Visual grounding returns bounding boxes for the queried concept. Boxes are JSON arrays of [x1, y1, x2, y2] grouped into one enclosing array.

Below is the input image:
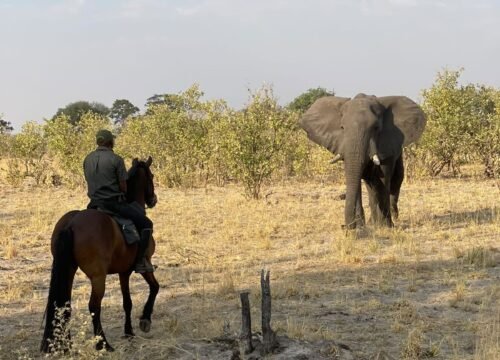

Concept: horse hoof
[[40, 341, 50, 353], [122, 332, 135, 339], [96, 341, 114, 352], [139, 319, 151, 333]]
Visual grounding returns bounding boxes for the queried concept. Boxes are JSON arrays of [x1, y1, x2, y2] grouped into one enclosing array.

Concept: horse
[[40, 157, 160, 353]]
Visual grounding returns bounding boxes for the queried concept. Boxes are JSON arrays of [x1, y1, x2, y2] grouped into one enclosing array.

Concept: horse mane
[[127, 159, 148, 179]]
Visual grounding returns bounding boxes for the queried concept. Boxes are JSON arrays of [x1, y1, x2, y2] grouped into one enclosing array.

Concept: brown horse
[[41, 157, 159, 353]]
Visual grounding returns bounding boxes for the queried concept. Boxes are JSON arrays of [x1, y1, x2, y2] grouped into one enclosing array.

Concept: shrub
[[226, 86, 297, 199], [45, 112, 111, 185], [420, 69, 497, 177], [118, 85, 230, 187], [7, 121, 49, 185]]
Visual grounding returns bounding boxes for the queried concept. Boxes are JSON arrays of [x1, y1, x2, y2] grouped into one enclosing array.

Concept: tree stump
[[261, 270, 279, 354], [239, 291, 253, 354]]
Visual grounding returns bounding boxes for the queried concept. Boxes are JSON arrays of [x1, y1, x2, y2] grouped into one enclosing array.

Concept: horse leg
[[89, 275, 114, 351], [119, 272, 135, 337], [139, 272, 159, 333]]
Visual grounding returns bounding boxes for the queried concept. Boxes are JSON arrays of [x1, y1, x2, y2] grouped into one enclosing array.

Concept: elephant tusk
[[372, 154, 380, 165], [330, 154, 343, 164]]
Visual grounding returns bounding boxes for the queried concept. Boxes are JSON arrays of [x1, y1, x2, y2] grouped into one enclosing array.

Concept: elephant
[[299, 93, 426, 229]]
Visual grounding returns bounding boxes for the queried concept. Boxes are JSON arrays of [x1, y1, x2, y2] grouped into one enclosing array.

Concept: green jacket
[[83, 146, 128, 201]]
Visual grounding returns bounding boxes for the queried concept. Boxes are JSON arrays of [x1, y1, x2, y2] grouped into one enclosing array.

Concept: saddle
[[95, 208, 140, 245]]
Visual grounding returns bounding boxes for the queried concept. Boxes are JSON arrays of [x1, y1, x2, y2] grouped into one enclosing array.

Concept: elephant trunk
[[343, 136, 369, 229]]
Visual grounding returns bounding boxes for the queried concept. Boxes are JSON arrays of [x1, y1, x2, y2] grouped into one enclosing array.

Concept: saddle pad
[[113, 216, 140, 245], [95, 207, 141, 245]]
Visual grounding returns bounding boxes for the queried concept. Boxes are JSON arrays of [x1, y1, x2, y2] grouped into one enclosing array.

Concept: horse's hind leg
[[139, 272, 160, 333], [89, 275, 114, 351], [119, 272, 134, 337]]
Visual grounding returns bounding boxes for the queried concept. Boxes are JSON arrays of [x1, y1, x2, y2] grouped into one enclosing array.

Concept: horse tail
[[40, 227, 75, 353]]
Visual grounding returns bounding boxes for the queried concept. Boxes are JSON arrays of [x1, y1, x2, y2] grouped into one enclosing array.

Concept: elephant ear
[[378, 96, 426, 146], [375, 96, 426, 159], [298, 96, 350, 154]]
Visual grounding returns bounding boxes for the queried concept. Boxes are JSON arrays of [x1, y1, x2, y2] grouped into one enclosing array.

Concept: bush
[[420, 69, 498, 177], [118, 85, 231, 187], [7, 122, 49, 185], [45, 112, 111, 185], [226, 86, 297, 199]]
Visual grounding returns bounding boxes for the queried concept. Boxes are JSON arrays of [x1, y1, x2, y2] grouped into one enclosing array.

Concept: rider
[[83, 129, 154, 273]]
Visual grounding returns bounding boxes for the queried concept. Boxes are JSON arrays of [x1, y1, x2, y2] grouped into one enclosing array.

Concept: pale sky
[[1, 0, 499, 130]]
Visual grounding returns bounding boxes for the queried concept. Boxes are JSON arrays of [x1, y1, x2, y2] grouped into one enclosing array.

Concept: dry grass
[[0, 177, 498, 359]]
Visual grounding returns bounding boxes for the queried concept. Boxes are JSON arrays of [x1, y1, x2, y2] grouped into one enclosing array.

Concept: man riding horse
[[83, 129, 154, 273]]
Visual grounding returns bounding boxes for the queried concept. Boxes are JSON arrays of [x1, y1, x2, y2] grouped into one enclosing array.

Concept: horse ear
[[132, 158, 139, 166], [146, 156, 152, 167]]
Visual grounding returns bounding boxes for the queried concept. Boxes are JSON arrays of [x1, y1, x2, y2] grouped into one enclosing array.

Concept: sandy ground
[[0, 178, 498, 359]]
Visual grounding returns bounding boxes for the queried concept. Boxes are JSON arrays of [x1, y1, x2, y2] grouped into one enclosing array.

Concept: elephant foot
[[140, 318, 151, 333], [355, 227, 369, 238]]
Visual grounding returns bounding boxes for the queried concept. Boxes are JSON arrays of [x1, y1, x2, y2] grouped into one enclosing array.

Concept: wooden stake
[[261, 270, 278, 353], [239, 291, 253, 354]]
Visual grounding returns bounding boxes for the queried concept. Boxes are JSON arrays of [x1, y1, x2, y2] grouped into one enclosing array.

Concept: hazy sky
[[1, 0, 499, 130]]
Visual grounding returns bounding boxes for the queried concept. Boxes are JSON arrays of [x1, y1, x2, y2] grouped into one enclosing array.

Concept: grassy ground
[[0, 177, 498, 359]]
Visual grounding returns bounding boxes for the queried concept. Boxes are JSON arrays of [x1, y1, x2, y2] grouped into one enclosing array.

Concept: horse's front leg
[[119, 272, 134, 337], [139, 272, 159, 333]]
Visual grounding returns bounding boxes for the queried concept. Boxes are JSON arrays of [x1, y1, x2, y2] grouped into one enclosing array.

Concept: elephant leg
[[390, 155, 404, 220], [355, 188, 365, 228], [365, 175, 392, 227]]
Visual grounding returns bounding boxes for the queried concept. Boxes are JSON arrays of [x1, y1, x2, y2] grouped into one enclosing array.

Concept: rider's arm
[[116, 156, 128, 195], [119, 180, 127, 194]]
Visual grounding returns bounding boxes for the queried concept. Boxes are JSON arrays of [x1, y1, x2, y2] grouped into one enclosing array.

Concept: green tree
[[227, 86, 298, 199], [474, 88, 500, 179], [53, 101, 110, 125], [8, 122, 48, 185], [120, 85, 219, 187], [288, 87, 335, 114], [420, 69, 496, 176], [45, 112, 111, 184], [110, 99, 140, 125], [0, 115, 14, 134], [0, 114, 14, 157], [145, 92, 201, 114]]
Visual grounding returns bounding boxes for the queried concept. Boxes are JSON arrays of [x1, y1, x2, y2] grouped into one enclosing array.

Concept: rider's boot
[[134, 228, 154, 273]]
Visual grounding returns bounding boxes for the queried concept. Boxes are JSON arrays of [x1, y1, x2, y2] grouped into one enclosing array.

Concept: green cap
[[96, 129, 115, 145]]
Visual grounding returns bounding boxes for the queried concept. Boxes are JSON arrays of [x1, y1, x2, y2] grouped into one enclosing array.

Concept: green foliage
[[0, 115, 14, 157], [474, 90, 500, 179], [420, 69, 498, 176], [8, 122, 48, 185], [288, 87, 334, 114], [7, 76, 498, 191], [119, 85, 227, 187], [145, 93, 198, 115], [110, 99, 140, 125], [53, 101, 110, 125], [0, 133, 13, 158], [226, 86, 298, 199], [45, 112, 111, 185]]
